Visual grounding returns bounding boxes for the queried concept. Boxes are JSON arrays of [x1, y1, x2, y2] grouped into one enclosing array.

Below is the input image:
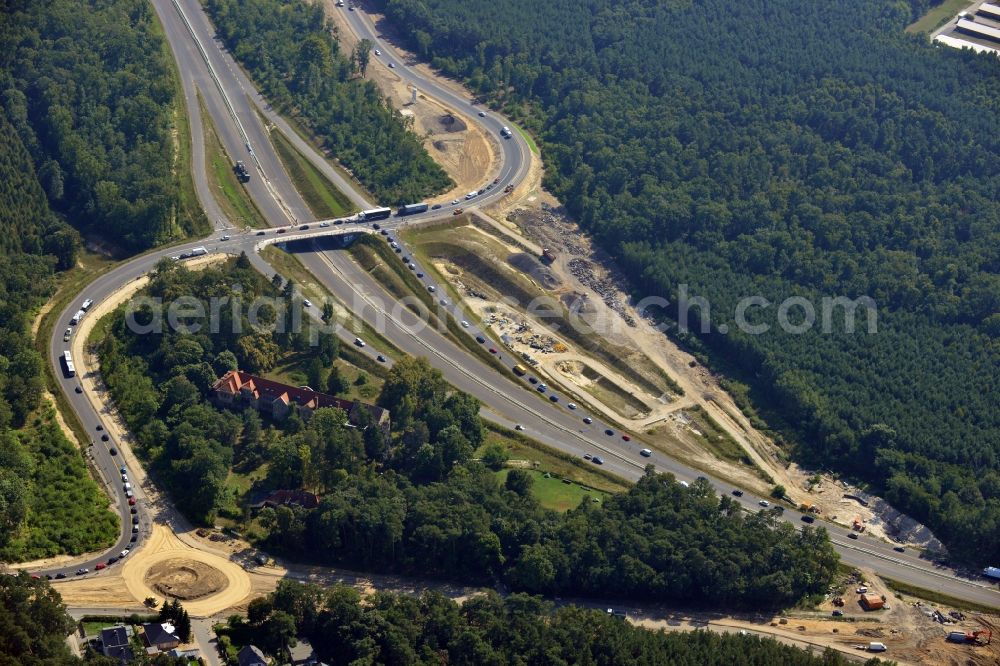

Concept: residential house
[[99, 625, 133, 662], [211, 370, 390, 437], [141, 622, 181, 652], [238, 644, 269, 666]]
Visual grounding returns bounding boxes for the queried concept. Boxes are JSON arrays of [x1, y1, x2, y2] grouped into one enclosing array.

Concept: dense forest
[[0, 106, 116, 562], [1, 0, 202, 249], [204, 0, 452, 204], [226, 580, 889, 666], [371, 0, 1000, 563], [101, 261, 838, 608]]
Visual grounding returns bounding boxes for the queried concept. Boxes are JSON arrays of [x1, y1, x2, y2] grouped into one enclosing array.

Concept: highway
[[32, 0, 1000, 612]]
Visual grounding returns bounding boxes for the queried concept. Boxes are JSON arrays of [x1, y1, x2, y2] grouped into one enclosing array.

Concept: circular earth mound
[[144, 558, 228, 600]]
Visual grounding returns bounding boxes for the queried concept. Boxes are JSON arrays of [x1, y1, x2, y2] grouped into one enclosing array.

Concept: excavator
[[947, 629, 992, 645]]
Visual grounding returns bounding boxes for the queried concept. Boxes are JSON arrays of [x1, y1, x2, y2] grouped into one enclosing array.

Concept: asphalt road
[[33, 0, 1000, 612]]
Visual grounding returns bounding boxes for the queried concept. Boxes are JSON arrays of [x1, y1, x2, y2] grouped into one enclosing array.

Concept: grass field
[[497, 468, 608, 511], [512, 122, 539, 155], [481, 425, 629, 494], [266, 352, 383, 402], [270, 127, 355, 219], [155, 7, 209, 239], [883, 576, 1000, 614], [906, 0, 970, 33], [261, 244, 399, 365], [200, 96, 268, 229]]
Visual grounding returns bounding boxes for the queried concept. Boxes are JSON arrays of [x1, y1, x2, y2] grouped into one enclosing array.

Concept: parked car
[[95, 563, 106, 570], [832, 610, 844, 617], [128, 497, 136, 506], [75, 568, 88, 575], [120, 549, 130, 558]]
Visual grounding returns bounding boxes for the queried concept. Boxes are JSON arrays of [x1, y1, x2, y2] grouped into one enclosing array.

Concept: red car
[[622, 435, 631, 442], [128, 497, 136, 506], [489, 348, 497, 354], [94, 563, 106, 570]]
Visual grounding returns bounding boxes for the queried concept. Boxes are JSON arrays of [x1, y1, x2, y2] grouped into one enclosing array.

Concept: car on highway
[[528, 377, 538, 384], [75, 568, 88, 575], [320, 221, 330, 227], [387, 62, 395, 68], [640, 448, 652, 457], [475, 336, 486, 344], [55, 573, 66, 579], [622, 434, 631, 441], [373, 223, 381, 230], [604, 429, 614, 436], [277, 227, 286, 233], [478, 111, 486, 117], [132, 515, 139, 524], [439, 298, 448, 306], [121, 473, 128, 482], [759, 500, 770, 507], [376, 354, 386, 363], [75, 386, 82, 393], [221, 235, 230, 241], [96, 424, 103, 431], [567, 402, 576, 409], [132, 525, 139, 533], [121, 549, 130, 558], [300, 224, 310, 230], [549, 395, 559, 402], [130, 507, 137, 514], [431, 204, 441, 210], [334, 219, 343, 224], [732, 489, 743, 496], [130, 534, 137, 542], [354, 338, 366, 347], [893, 546, 905, 553], [302, 299, 312, 308], [583, 416, 593, 424], [101, 434, 109, 442], [416, 272, 424, 278], [461, 320, 470, 328], [120, 466, 127, 474], [801, 515, 815, 523], [128, 497, 136, 505], [256, 230, 265, 235], [408, 263, 416, 270], [95, 563, 106, 570], [515, 424, 524, 431], [428, 285, 436, 292], [451, 199, 460, 205], [374, 49, 381, 56], [63, 327, 72, 341], [583, 453, 592, 460], [489, 347, 497, 354], [107, 556, 118, 564], [380, 229, 388, 235], [592, 456, 604, 465], [848, 532, 859, 540]]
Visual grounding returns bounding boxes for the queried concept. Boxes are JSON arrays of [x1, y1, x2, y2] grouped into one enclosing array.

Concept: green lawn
[[480, 426, 628, 495], [266, 353, 383, 402], [513, 122, 539, 155], [497, 468, 608, 511], [906, 0, 971, 33], [270, 127, 355, 219], [200, 95, 268, 229]]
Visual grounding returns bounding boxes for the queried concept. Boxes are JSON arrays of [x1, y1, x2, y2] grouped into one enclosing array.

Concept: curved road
[[34, 0, 1000, 612]]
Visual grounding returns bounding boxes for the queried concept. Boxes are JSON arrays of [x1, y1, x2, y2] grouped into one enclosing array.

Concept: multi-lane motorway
[[35, 0, 1000, 610]]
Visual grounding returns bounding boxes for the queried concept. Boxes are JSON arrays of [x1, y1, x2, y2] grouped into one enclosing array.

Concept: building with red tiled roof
[[211, 370, 389, 436]]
